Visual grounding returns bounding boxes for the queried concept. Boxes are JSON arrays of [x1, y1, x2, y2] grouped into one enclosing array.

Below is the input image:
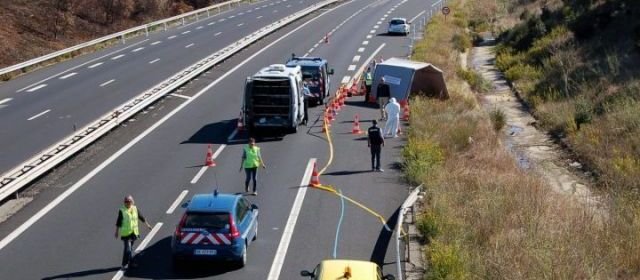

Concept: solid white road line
[[185, 43, 195, 48], [267, 158, 316, 280], [111, 54, 125, 60], [212, 144, 225, 158], [357, 47, 365, 52], [88, 62, 103, 68], [362, 41, 369, 45], [111, 270, 124, 280], [28, 109, 51, 121], [168, 35, 177, 39], [341, 76, 351, 84], [26, 84, 47, 92], [347, 65, 356, 71], [132, 47, 144, 52], [100, 79, 115, 87], [169, 93, 191, 100], [134, 222, 163, 253], [151, 41, 162, 45], [182, 30, 191, 34], [149, 58, 160, 64], [410, 10, 426, 23], [0, 98, 12, 105], [352, 55, 361, 62], [17, 39, 149, 93], [0, 0, 345, 254], [214, 32, 222, 36], [166, 190, 189, 214], [59, 72, 77, 79], [237, 23, 244, 27]]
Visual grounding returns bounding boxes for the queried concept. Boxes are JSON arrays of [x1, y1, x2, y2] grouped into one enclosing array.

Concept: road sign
[[442, 6, 450, 15]]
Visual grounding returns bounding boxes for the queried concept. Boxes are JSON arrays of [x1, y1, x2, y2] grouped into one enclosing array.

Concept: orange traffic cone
[[339, 93, 345, 107], [352, 114, 362, 134], [350, 83, 358, 96], [360, 83, 367, 96], [237, 111, 244, 131], [205, 144, 216, 167], [333, 100, 340, 113], [326, 106, 334, 122], [309, 162, 321, 187]]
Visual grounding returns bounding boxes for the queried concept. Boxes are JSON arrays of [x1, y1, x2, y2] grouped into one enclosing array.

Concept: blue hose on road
[[332, 189, 345, 259]]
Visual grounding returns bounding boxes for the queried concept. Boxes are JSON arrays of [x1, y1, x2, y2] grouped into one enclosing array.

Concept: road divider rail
[[0, 0, 338, 202], [0, 0, 247, 77], [395, 184, 423, 280]]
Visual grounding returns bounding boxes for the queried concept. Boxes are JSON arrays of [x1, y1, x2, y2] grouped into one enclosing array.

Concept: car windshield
[[389, 20, 405, 25], [302, 66, 322, 93], [183, 212, 230, 231]]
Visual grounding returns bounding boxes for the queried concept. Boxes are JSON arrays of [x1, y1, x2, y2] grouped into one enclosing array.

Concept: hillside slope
[[0, 0, 224, 68]]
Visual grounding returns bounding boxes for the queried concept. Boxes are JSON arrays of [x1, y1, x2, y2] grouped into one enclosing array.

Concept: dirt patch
[[470, 41, 603, 212]]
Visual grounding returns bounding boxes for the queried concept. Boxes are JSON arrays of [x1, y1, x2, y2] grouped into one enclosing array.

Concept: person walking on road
[[376, 77, 391, 120], [368, 120, 385, 172], [364, 67, 373, 103], [115, 195, 152, 270], [240, 137, 266, 195], [384, 97, 401, 138]]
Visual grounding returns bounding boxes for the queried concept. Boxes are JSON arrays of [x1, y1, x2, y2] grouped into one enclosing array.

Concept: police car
[[171, 191, 258, 267], [301, 259, 395, 280], [286, 56, 334, 105]]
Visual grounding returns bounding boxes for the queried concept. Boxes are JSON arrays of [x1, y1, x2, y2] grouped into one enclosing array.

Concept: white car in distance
[[387, 18, 410, 35]]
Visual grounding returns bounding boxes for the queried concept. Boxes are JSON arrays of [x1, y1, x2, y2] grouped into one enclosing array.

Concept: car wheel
[[236, 243, 247, 267], [253, 223, 258, 241]]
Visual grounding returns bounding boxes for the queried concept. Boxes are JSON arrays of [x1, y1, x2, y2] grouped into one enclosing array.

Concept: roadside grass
[[407, 0, 640, 278]]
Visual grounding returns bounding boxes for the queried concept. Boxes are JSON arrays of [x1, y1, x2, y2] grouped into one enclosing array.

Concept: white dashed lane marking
[[151, 41, 161, 45], [370, 29, 376, 34], [0, 98, 12, 105], [347, 65, 356, 71], [59, 72, 77, 79], [28, 109, 50, 121], [132, 47, 144, 52], [257, 16, 263, 19], [111, 54, 125, 60], [185, 43, 195, 48], [341, 76, 351, 84], [182, 30, 191, 34], [366, 35, 372, 39], [100, 79, 115, 87], [362, 41, 369, 45], [88, 62, 103, 68], [168, 35, 177, 39], [134, 223, 163, 253], [149, 58, 160, 64], [208, 22, 215, 26], [214, 32, 222, 36], [27, 84, 47, 92], [166, 191, 188, 215], [374, 25, 379, 28], [352, 55, 361, 62], [196, 26, 203, 30], [357, 47, 365, 52], [238, 23, 244, 27], [219, 18, 225, 22]]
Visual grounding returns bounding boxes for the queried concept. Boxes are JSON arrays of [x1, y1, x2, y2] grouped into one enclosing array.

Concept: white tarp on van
[[371, 57, 448, 102]]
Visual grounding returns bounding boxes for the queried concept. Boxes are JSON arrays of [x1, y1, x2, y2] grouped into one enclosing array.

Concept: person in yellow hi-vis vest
[[240, 137, 266, 195], [115, 195, 151, 270], [364, 67, 373, 103]]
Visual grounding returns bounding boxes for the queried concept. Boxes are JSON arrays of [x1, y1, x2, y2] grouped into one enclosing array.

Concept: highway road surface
[[0, 0, 434, 278]]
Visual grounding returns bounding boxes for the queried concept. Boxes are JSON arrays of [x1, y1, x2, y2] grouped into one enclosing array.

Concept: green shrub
[[402, 139, 444, 185], [504, 63, 541, 82], [417, 212, 439, 241], [574, 98, 593, 130], [490, 108, 507, 132], [457, 68, 491, 93], [451, 33, 472, 52], [426, 241, 468, 280]]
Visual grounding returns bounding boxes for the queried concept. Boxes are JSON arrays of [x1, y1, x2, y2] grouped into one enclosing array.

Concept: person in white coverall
[[384, 97, 401, 138]]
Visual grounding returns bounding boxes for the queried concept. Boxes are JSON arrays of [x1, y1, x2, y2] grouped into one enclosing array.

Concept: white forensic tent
[[370, 57, 448, 102]]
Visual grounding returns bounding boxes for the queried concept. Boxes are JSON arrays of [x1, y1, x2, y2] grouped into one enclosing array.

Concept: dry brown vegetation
[[406, 0, 640, 278], [0, 0, 226, 68]]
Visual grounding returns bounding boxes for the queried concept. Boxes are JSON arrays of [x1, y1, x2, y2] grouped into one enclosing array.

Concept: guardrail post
[[121, 35, 126, 44], [164, 22, 167, 31], [207, 9, 210, 17], [182, 18, 185, 26], [196, 12, 199, 21], [145, 26, 149, 37]]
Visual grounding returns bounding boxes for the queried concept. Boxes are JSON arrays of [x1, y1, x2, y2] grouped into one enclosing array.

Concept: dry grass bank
[[406, 0, 640, 279]]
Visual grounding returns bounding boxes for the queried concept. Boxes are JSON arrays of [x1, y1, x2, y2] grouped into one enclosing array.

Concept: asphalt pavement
[[0, 0, 434, 278]]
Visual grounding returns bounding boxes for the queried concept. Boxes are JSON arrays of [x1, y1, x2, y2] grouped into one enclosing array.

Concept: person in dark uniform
[[376, 77, 391, 120], [367, 120, 385, 172]]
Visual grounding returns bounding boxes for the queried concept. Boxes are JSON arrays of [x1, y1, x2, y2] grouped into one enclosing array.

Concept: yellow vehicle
[[300, 259, 395, 280]]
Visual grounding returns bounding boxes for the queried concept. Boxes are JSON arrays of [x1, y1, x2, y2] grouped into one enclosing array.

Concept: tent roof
[[378, 57, 443, 73]]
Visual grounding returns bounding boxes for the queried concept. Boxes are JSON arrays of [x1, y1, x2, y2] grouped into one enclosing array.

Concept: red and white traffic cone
[[309, 162, 321, 187], [205, 144, 216, 167], [352, 114, 362, 134]]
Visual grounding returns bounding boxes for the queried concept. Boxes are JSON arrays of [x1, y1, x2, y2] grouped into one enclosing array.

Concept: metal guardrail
[[0, 0, 338, 202], [0, 0, 247, 77], [395, 184, 423, 280]]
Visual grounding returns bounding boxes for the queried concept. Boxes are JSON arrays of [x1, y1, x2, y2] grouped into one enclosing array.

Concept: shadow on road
[[123, 237, 239, 279], [370, 207, 400, 266], [345, 100, 377, 109], [42, 267, 120, 279], [181, 119, 234, 145], [324, 170, 372, 176]]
